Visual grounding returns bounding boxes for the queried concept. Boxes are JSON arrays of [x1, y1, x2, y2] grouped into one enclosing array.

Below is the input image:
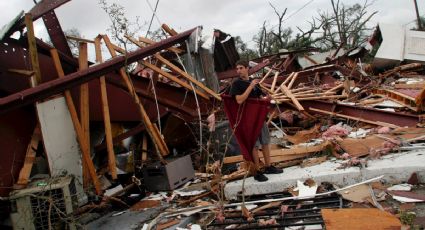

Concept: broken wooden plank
[[7, 69, 35, 77], [223, 141, 330, 164], [309, 107, 400, 129], [127, 35, 220, 101], [50, 49, 102, 194], [138, 36, 183, 54], [161, 24, 178, 36], [280, 85, 304, 111], [79, 42, 91, 189], [66, 35, 95, 44], [394, 83, 425, 89], [321, 208, 401, 230], [277, 95, 347, 102], [102, 35, 169, 161], [142, 60, 210, 100], [270, 71, 279, 92], [95, 36, 117, 180], [14, 124, 41, 188], [24, 13, 42, 85], [287, 72, 299, 89], [259, 67, 274, 84]]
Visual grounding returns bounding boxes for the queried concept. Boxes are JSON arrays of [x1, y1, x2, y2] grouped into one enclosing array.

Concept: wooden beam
[[102, 35, 169, 162], [280, 85, 304, 111], [126, 36, 218, 100], [50, 49, 102, 194], [270, 71, 279, 93], [309, 107, 400, 128], [142, 134, 148, 162], [138, 36, 183, 54], [161, 24, 178, 36], [78, 42, 91, 188], [66, 35, 95, 44], [24, 13, 42, 85], [14, 124, 41, 188], [287, 72, 299, 89], [7, 69, 35, 77], [259, 67, 274, 84], [223, 141, 330, 164], [276, 95, 347, 102], [142, 61, 210, 100], [154, 54, 221, 100], [95, 36, 117, 179]]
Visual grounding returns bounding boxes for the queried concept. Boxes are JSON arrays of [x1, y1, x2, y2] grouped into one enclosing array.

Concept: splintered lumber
[[394, 83, 425, 89], [274, 72, 294, 94], [142, 61, 210, 100], [270, 71, 279, 92], [276, 95, 347, 102], [161, 24, 178, 36], [321, 209, 401, 230], [280, 85, 304, 111], [259, 67, 274, 84], [309, 107, 400, 129], [24, 13, 41, 86], [287, 72, 299, 89], [50, 49, 102, 194], [66, 35, 95, 44], [126, 35, 220, 101], [325, 83, 344, 93], [223, 141, 330, 164], [14, 124, 41, 188], [79, 42, 91, 188], [102, 35, 169, 161], [154, 54, 221, 101], [138, 36, 183, 54], [94, 36, 117, 179], [7, 69, 35, 77]]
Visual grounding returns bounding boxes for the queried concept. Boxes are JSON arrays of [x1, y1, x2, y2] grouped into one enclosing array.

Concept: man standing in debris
[[229, 60, 283, 181]]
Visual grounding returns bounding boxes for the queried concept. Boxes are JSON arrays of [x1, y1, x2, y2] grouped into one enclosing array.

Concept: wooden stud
[[78, 42, 91, 188], [24, 13, 42, 85], [50, 49, 102, 194], [94, 36, 117, 179]]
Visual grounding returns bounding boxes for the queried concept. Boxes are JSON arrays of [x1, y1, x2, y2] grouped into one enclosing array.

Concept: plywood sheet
[[322, 208, 401, 230]]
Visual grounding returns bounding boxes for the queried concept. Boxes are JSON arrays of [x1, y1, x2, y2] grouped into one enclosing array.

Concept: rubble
[[1, 1, 425, 229]]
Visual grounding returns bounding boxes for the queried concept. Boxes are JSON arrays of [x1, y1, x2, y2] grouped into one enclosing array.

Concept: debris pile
[[0, 1, 425, 230]]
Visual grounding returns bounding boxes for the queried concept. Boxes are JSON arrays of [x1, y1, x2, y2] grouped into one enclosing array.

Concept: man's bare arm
[[235, 79, 259, 104]]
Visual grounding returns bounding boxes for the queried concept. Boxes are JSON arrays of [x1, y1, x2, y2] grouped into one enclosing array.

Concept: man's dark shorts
[[255, 123, 270, 148]]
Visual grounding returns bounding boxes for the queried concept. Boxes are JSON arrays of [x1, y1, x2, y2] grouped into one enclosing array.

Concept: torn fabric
[[222, 95, 270, 162]]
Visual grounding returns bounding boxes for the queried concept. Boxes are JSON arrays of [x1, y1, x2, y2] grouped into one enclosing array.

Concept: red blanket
[[222, 95, 270, 162]]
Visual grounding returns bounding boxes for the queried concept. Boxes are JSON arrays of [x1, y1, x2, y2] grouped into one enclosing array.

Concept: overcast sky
[[1, 0, 423, 49]]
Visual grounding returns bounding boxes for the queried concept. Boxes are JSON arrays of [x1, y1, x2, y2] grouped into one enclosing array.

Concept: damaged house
[[0, 0, 425, 229]]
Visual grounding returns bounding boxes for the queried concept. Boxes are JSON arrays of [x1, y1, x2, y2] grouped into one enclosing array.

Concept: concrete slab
[[224, 150, 425, 200]]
